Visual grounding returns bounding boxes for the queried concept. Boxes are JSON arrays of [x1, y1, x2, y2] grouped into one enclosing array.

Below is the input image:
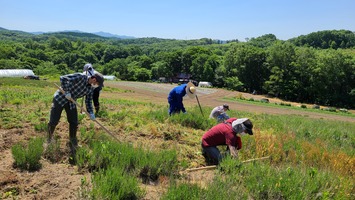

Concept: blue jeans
[[217, 113, 230, 123], [202, 144, 222, 165]]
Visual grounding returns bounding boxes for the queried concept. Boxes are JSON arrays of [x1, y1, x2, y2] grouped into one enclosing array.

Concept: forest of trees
[[0, 28, 354, 109]]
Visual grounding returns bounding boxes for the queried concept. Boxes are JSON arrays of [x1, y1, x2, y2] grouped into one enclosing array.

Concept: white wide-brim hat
[[185, 82, 197, 98], [232, 118, 253, 135]]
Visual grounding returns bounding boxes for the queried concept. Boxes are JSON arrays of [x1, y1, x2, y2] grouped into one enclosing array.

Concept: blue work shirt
[[167, 84, 187, 114]]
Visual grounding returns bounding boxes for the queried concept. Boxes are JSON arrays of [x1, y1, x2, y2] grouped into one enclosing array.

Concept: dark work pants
[[201, 143, 222, 165], [93, 87, 101, 111], [49, 99, 78, 128]]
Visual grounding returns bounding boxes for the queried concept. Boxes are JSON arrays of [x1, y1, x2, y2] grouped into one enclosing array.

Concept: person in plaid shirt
[[83, 63, 103, 114], [47, 72, 104, 163]]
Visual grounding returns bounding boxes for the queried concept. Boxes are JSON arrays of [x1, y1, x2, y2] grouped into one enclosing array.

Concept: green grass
[[224, 96, 355, 118], [2, 79, 355, 199], [11, 137, 44, 171]]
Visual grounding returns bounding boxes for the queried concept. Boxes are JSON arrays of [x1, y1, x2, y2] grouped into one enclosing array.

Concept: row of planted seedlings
[[13, 103, 354, 199], [162, 110, 355, 199], [72, 102, 216, 199], [5, 79, 355, 199], [75, 132, 179, 199], [74, 96, 355, 199]]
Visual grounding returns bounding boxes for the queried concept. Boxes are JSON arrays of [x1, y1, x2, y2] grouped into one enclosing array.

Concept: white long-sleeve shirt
[[209, 105, 225, 119]]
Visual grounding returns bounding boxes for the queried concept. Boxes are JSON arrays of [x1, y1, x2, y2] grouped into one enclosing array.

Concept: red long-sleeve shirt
[[202, 118, 242, 150]]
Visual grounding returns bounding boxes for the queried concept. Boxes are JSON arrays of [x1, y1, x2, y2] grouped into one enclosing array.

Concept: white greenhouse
[[0, 69, 35, 77]]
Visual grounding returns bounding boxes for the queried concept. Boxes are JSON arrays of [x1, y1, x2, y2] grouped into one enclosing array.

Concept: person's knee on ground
[[203, 153, 219, 165], [202, 147, 221, 165]]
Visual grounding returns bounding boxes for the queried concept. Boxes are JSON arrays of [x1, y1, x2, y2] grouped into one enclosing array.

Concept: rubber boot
[[95, 106, 100, 114], [69, 124, 78, 164], [47, 124, 56, 144]]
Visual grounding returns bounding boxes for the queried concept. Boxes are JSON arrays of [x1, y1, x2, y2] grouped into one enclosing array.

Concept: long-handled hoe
[[54, 83, 120, 142], [184, 156, 270, 173], [195, 95, 204, 117]]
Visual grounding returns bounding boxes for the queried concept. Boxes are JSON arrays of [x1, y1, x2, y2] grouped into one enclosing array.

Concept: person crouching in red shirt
[[201, 118, 253, 165]]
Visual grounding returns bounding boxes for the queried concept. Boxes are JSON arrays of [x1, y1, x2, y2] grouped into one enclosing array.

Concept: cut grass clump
[[11, 137, 44, 171]]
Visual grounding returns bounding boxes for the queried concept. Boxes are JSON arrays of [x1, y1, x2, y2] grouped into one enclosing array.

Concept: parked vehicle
[[198, 81, 213, 87]]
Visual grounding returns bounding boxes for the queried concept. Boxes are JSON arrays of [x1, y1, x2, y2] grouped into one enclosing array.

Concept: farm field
[[106, 81, 355, 123], [0, 79, 354, 199]]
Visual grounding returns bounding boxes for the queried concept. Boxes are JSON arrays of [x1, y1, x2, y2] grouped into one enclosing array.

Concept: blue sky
[[1, 0, 354, 41]]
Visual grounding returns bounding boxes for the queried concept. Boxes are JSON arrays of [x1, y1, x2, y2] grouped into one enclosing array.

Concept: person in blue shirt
[[167, 82, 196, 116], [47, 72, 104, 163]]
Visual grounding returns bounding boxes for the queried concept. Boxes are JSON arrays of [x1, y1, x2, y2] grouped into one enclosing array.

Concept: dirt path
[[105, 81, 355, 123]]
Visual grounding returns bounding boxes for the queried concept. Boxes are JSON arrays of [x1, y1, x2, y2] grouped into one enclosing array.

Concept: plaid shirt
[[54, 73, 94, 114]]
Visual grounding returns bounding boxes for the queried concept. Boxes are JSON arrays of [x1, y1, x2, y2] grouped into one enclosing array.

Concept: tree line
[[0, 28, 354, 108]]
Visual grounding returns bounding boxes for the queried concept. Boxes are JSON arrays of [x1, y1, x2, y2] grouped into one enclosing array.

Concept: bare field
[[105, 81, 355, 123]]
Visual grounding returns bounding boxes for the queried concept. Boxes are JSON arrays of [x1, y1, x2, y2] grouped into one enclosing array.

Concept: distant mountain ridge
[[93, 31, 135, 39], [0, 27, 135, 39]]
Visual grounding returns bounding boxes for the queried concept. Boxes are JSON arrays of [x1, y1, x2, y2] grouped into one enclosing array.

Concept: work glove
[[90, 113, 96, 120], [65, 92, 72, 100]]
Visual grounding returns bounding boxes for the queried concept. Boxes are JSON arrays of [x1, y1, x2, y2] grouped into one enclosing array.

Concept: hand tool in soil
[[195, 95, 204, 117], [54, 83, 120, 142], [184, 156, 270, 172]]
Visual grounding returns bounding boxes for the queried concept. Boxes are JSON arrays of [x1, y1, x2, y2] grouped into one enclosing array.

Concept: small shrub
[[312, 104, 320, 109], [280, 102, 291, 106], [91, 167, 144, 199], [218, 156, 242, 174], [77, 176, 92, 199], [34, 122, 47, 132], [78, 113, 86, 123], [12, 137, 44, 171], [96, 107, 109, 118], [76, 147, 91, 171], [261, 98, 270, 103], [162, 182, 202, 200], [323, 107, 336, 112], [301, 104, 307, 109], [110, 111, 127, 122], [80, 126, 95, 143], [11, 98, 22, 109], [2, 187, 20, 198], [235, 93, 244, 100], [43, 137, 62, 163]]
